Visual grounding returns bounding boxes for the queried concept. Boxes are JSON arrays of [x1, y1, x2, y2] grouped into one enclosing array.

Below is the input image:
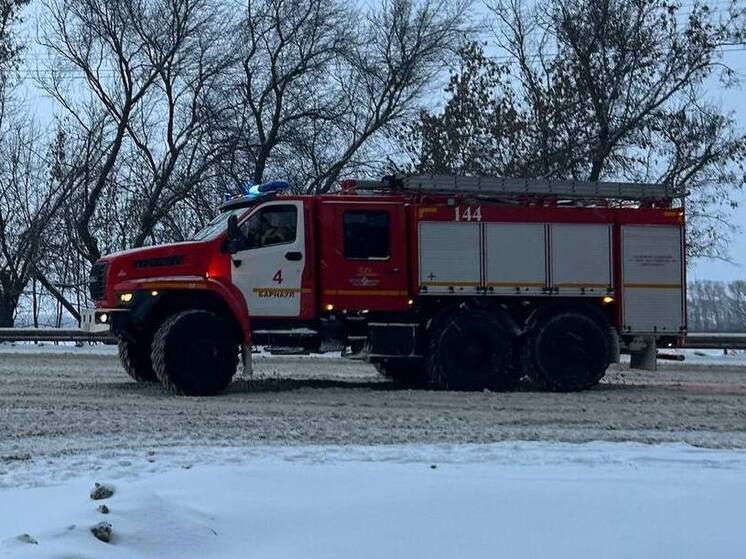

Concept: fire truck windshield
[[192, 208, 246, 241]]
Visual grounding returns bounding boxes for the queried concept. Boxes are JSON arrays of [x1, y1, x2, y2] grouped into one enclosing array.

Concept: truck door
[[320, 201, 409, 312], [231, 200, 305, 318]]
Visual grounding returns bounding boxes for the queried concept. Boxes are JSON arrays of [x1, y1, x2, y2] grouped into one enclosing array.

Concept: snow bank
[[1, 442, 745, 558], [668, 348, 746, 365]]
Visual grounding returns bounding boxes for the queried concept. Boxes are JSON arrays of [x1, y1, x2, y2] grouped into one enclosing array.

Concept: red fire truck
[[82, 175, 686, 395]]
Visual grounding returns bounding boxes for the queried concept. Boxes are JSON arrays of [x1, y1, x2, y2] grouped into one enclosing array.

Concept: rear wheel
[[118, 337, 157, 382], [426, 308, 516, 391], [151, 310, 239, 396], [522, 310, 609, 391]]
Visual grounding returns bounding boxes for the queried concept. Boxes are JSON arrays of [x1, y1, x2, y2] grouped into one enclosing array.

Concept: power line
[[10, 43, 746, 82]]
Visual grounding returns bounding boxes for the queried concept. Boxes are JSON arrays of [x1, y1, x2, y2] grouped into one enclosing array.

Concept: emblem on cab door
[[350, 266, 380, 288]]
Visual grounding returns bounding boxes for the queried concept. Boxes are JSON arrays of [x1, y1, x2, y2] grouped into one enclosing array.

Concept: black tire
[[375, 359, 427, 388], [425, 308, 516, 391], [118, 337, 157, 382], [151, 310, 239, 396], [522, 311, 609, 391]]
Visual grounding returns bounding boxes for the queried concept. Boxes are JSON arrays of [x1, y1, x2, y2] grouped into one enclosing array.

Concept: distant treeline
[[687, 280, 746, 333]]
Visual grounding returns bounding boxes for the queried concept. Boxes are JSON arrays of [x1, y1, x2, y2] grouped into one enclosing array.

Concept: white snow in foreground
[[1, 442, 745, 558]]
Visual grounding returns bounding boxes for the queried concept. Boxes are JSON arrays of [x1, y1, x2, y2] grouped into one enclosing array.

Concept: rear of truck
[[360, 201, 685, 391]]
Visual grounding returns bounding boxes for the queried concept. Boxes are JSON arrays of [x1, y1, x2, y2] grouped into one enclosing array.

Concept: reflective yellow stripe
[[487, 282, 546, 287], [624, 283, 682, 289], [324, 289, 408, 296], [554, 283, 611, 288], [420, 281, 480, 287]]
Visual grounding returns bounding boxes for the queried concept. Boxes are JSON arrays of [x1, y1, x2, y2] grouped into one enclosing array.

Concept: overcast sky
[[688, 50, 746, 283], [17, 1, 746, 282]]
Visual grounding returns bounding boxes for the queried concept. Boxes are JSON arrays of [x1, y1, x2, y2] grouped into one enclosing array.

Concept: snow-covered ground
[[2, 340, 745, 365], [0, 341, 119, 355], [1, 442, 745, 558], [1, 344, 745, 557], [0, 341, 348, 360]]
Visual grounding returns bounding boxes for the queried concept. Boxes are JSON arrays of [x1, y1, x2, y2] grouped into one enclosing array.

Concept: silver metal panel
[[622, 225, 682, 284], [551, 224, 612, 294], [623, 288, 684, 334], [484, 223, 545, 293], [402, 175, 680, 200], [419, 221, 480, 294], [622, 225, 684, 334]]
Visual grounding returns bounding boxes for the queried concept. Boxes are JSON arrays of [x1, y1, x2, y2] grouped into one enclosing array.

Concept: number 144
[[454, 206, 482, 222]]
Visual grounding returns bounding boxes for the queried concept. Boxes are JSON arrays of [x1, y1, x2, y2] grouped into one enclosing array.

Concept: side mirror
[[224, 215, 244, 253]]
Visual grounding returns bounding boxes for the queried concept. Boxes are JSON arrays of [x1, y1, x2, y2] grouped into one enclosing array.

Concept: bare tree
[[0, 0, 29, 77], [688, 280, 746, 332], [230, 0, 349, 187], [309, 0, 471, 193], [0, 123, 78, 326], [224, 0, 470, 193], [39, 0, 232, 261]]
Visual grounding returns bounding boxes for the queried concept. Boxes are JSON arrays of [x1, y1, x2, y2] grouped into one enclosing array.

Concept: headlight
[[119, 292, 134, 303]]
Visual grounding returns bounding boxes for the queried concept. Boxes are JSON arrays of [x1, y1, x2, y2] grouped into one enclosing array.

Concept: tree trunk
[[0, 292, 18, 328], [32, 277, 39, 328]]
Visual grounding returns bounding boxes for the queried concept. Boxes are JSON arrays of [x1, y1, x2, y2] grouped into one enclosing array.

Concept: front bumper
[[80, 308, 125, 333]]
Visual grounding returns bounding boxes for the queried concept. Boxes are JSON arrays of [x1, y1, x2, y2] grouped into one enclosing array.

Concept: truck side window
[[240, 205, 297, 249], [343, 210, 390, 259]]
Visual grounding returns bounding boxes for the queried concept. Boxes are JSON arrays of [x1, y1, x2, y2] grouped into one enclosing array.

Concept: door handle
[[386, 267, 400, 273], [285, 251, 303, 261]]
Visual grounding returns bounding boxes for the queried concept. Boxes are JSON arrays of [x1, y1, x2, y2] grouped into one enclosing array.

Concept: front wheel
[[151, 310, 238, 396], [118, 337, 157, 382]]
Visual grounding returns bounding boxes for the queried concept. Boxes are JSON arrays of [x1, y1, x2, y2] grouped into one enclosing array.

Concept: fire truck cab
[[84, 175, 686, 395]]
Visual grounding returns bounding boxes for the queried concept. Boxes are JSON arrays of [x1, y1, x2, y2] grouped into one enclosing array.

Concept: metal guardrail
[[0, 328, 744, 349], [682, 333, 746, 350], [0, 328, 116, 344]]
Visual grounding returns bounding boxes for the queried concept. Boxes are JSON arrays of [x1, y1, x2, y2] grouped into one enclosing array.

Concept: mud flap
[[241, 344, 254, 376]]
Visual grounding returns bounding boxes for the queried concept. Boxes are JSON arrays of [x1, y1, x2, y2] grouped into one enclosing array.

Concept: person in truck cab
[[261, 221, 293, 245], [240, 206, 296, 248]]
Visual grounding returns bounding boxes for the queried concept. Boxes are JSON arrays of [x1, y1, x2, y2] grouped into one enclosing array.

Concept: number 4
[[273, 269, 283, 284]]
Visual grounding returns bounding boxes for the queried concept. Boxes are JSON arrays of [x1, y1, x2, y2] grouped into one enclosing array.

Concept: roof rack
[[347, 174, 682, 201]]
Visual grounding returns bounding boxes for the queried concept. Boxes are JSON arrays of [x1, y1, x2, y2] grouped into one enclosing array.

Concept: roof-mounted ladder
[[348, 174, 682, 202]]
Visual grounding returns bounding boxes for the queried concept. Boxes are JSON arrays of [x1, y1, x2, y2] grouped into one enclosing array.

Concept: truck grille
[[133, 255, 184, 269], [89, 262, 107, 301]]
